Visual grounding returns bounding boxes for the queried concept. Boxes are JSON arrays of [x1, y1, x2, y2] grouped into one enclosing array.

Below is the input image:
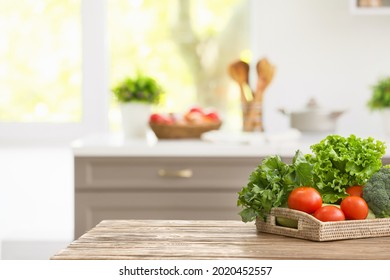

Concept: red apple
[[204, 111, 220, 122], [188, 106, 204, 115], [149, 113, 172, 124], [184, 111, 204, 123]]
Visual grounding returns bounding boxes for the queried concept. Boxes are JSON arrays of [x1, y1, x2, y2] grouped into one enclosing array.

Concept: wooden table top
[[51, 220, 390, 260]]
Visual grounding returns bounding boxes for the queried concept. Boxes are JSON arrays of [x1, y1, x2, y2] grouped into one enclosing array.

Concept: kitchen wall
[[0, 147, 74, 259], [251, 0, 390, 136]]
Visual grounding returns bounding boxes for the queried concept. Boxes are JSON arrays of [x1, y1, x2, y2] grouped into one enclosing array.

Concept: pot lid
[[294, 98, 341, 114], [303, 98, 321, 112], [306, 98, 318, 109], [278, 98, 346, 118]]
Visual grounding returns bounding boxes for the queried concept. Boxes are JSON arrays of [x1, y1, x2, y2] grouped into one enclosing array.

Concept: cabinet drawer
[[75, 191, 241, 238], [75, 157, 261, 191]]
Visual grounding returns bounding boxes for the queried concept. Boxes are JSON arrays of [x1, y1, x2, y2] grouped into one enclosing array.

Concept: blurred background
[[1, 0, 390, 259]]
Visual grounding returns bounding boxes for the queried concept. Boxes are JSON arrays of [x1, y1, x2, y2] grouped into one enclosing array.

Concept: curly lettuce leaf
[[309, 134, 386, 203]]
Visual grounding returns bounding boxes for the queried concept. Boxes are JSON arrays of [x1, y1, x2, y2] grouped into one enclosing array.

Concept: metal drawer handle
[[158, 168, 193, 178]]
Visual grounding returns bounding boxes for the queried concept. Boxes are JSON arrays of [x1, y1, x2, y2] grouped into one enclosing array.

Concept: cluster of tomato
[[287, 186, 368, 222], [149, 106, 221, 125]]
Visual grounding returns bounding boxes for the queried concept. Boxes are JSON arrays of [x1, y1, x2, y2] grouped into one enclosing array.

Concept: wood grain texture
[[51, 220, 390, 260]]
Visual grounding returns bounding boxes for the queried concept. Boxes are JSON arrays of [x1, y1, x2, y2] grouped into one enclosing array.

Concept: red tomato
[[313, 206, 345, 222], [340, 196, 369, 220], [346, 186, 363, 197], [287, 187, 322, 214]]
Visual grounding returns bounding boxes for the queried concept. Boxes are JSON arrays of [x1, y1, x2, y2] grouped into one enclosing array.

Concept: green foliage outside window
[[0, 0, 81, 122], [0, 0, 246, 128], [108, 0, 246, 131]]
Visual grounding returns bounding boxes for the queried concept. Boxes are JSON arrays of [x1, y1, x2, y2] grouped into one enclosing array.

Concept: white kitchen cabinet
[[74, 156, 265, 238], [72, 134, 301, 238]]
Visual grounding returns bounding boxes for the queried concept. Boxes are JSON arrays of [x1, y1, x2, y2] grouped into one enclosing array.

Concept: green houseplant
[[367, 77, 390, 136], [112, 74, 163, 104], [368, 77, 390, 110], [112, 74, 164, 139]]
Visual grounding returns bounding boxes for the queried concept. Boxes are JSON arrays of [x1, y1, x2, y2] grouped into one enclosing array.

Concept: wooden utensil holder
[[242, 102, 264, 132], [228, 58, 275, 132]]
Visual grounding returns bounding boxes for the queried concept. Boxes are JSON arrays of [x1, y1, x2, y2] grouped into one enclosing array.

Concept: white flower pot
[[381, 108, 390, 136], [120, 103, 152, 139]]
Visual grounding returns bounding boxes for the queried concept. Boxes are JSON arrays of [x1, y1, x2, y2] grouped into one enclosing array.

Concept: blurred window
[[108, 0, 250, 131], [0, 0, 250, 138], [0, 0, 81, 123]]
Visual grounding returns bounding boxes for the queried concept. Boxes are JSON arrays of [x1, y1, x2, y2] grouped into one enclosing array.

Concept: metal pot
[[278, 98, 345, 133]]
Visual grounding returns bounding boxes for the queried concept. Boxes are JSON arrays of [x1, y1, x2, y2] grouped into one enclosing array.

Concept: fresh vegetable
[[287, 187, 322, 214], [237, 134, 387, 223], [362, 167, 390, 218], [313, 206, 345, 222], [322, 203, 340, 208], [237, 151, 313, 222], [307, 134, 386, 203], [340, 196, 369, 220], [346, 186, 364, 197], [366, 209, 376, 219], [275, 217, 298, 228]]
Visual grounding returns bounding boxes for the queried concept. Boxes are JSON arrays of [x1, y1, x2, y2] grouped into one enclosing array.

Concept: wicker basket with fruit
[[149, 107, 222, 139]]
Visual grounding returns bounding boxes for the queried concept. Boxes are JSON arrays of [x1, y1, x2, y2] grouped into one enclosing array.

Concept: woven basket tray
[[256, 207, 390, 241], [149, 122, 222, 139]]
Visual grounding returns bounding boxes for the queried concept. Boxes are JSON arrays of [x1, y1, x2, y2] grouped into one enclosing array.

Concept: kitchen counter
[[72, 131, 390, 158], [72, 132, 390, 238], [71, 132, 305, 157], [52, 219, 390, 260]]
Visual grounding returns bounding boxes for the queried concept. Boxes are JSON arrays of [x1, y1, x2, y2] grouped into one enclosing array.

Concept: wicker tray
[[256, 207, 390, 241], [149, 122, 222, 139]]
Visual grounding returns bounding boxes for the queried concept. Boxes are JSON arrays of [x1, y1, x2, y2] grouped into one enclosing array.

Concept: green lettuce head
[[307, 134, 386, 203]]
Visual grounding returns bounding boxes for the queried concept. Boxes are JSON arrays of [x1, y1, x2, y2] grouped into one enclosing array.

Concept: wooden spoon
[[228, 60, 253, 105], [244, 58, 276, 131], [256, 58, 275, 94]]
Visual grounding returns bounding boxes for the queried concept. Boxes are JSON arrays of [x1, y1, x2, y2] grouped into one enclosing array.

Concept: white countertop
[[72, 136, 306, 157], [71, 131, 390, 158]]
